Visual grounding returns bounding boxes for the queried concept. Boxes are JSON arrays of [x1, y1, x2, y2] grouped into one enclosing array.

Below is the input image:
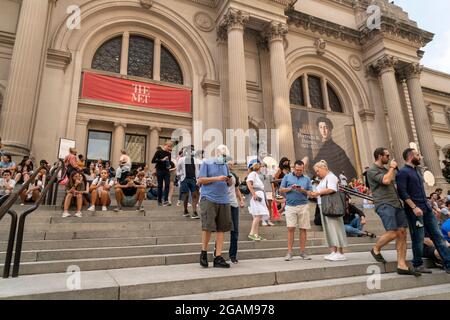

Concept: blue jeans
[[345, 216, 364, 236], [156, 170, 170, 203], [405, 206, 450, 269], [229, 206, 239, 259]]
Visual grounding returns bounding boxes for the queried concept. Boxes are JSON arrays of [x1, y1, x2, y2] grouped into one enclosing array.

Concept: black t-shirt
[[121, 179, 138, 197], [185, 156, 196, 179], [152, 150, 172, 172]]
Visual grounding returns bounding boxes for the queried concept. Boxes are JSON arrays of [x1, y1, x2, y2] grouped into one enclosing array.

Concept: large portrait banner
[[291, 108, 358, 179]]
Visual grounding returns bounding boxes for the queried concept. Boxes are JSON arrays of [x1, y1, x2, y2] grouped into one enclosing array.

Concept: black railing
[[11, 160, 64, 277], [339, 185, 374, 202]]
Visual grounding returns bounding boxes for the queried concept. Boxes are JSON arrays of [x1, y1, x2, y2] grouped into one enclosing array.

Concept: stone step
[[0, 242, 397, 276], [160, 270, 449, 300], [0, 250, 433, 300], [338, 283, 450, 300]]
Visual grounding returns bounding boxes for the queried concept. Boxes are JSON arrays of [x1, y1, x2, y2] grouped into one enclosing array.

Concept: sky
[[394, 0, 450, 73]]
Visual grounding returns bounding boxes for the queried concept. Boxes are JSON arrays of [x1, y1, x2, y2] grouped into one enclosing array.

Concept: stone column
[[153, 38, 161, 81], [74, 117, 90, 157], [120, 32, 130, 75], [219, 9, 250, 163], [403, 63, 446, 184], [147, 126, 161, 166], [0, 0, 55, 155], [266, 22, 295, 162], [372, 55, 410, 164], [112, 122, 126, 167]]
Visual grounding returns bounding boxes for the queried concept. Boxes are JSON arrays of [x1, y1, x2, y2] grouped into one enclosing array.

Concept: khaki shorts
[[199, 198, 232, 232], [285, 204, 311, 229]]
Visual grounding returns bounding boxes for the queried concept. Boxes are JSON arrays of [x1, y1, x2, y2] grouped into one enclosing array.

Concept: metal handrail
[[339, 185, 374, 202], [11, 160, 64, 277], [0, 164, 46, 221]]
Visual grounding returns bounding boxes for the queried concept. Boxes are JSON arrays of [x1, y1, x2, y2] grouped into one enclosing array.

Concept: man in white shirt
[[0, 170, 16, 196]]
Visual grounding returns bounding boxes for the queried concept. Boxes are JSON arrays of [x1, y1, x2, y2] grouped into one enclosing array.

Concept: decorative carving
[[358, 109, 376, 122], [194, 12, 214, 32], [426, 105, 435, 124], [405, 63, 423, 79], [265, 22, 289, 42], [140, 0, 153, 9], [219, 8, 249, 32], [348, 55, 362, 71], [371, 55, 398, 75], [314, 38, 326, 56]]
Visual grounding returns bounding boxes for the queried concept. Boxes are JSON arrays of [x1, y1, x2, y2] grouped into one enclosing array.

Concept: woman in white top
[[19, 168, 46, 205], [311, 160, 348, 261], [87, 169, 113, 212], [246, 162, 270, 241]]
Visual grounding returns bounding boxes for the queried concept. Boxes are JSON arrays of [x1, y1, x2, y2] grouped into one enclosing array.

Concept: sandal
[[365, 231, 377, 238]]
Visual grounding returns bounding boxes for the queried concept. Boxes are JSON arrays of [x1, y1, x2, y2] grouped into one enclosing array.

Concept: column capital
[[114, 122, 127, 128], [371, 55, 399, 75], [398, 63, 423, 81], [149, 126, 162, 132], [218, 8, 249, 39], [265, 22, 288, 43]]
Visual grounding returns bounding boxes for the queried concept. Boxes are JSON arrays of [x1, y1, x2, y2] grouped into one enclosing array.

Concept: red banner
[[80, 72, 191, 113]]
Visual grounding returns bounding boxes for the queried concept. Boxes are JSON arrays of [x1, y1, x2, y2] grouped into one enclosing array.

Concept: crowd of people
[[1, 136, 449, 273]]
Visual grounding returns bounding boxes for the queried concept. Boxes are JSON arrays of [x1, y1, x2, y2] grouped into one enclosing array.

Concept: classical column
[[153, 38, 161, 81], [112, 122, 126, 167], [219, 9, 250, 162], [74, 117, 90, 157], [302, 74, 311, 108], [120, 32, 130, 75], [147, 126, 161, 166], [0, 0, 55, 155], [266, 22, 295, 162], [403, 63, 446, 184], [372, 55, 410, 164]]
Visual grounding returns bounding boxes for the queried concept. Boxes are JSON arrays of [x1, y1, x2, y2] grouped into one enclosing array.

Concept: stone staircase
[[0, 193, 449, 300]]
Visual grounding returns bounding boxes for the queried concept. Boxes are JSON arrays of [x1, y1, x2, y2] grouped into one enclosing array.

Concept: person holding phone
[[246, 160, 270, 241], [279, 160, 313, 261], [62, 172, 85, 218], [87, 169, 114, 212]]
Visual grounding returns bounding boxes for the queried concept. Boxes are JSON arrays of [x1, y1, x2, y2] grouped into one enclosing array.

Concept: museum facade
[[0, 0, 449, 184]]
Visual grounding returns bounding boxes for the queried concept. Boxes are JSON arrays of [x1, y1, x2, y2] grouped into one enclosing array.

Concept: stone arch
[[49, 0, 217, 137]]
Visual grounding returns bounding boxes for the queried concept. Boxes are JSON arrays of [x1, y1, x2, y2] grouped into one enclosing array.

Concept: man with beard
[[311, 117, 357, 180], [396, 148, 450, 274]]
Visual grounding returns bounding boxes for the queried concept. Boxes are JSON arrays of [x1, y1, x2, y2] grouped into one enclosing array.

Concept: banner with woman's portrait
[[291, 108, 359, 179]]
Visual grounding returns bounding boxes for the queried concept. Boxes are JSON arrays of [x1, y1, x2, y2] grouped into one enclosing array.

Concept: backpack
[[238, 176, 250, 195]]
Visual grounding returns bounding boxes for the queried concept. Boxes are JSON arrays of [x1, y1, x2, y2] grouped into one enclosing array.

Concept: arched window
[[127, 35, 154, 79], [308, 75, 324, 110], [327, 83, 343, 113], [160, 46, 183, 85], [91, 36, 122, 73], [289, 77, 304, 106]]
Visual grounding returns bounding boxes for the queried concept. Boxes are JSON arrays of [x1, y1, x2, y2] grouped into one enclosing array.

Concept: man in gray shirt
[[367, 147, 419, 276]]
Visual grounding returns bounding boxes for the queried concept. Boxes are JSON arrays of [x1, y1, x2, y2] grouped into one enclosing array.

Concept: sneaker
[[248, 234, 257, 241], [284, 252, 293, 261], [163, 201, 171, 207], [102, 206, 108, 211], [87, 205, 95, 212], [183, 211, 190, 217], [213, 256, 230, 268], [254, 235, 265, 241], [62, 212, 71, 218], [267, 221, 275, 226], [191, 212, 200, 219], [330, 253, 347, 261], [324, 252, 338, 261], [114, 207, 122, 212], [262, 220, 268, 227], [200, 250, 208, 268], [299, 252, 312, 260], [176, 200, 182, 207], [230, 257, 239, 264], [413, 265, 433, 274], [74, 212, 82, 218]]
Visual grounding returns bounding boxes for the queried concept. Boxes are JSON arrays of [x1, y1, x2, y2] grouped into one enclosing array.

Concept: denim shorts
[[180, 178, 198, 194], [375, 203, 408, 231]]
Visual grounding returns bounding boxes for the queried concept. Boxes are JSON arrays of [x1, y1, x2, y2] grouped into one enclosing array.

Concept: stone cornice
[[286, 9, 434, 47], [201, 78, 221, 96], [286, 10, 361, 45], [422, 87, 450, 100], [46, 48, 72, 70], [0, 31, 15, 47], [189, 0, 221, 8], [358, 109, 376, 122]]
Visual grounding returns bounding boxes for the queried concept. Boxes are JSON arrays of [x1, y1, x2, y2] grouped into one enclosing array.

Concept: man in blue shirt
[[396, 148, 450, 274], [279, 160, 313, 261], [197, 145, 233, 269]]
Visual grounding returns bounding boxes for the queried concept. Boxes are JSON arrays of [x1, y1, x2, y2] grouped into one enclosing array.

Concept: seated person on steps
[[114, 171, 146, 212], [87, 169, 114, 212]]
